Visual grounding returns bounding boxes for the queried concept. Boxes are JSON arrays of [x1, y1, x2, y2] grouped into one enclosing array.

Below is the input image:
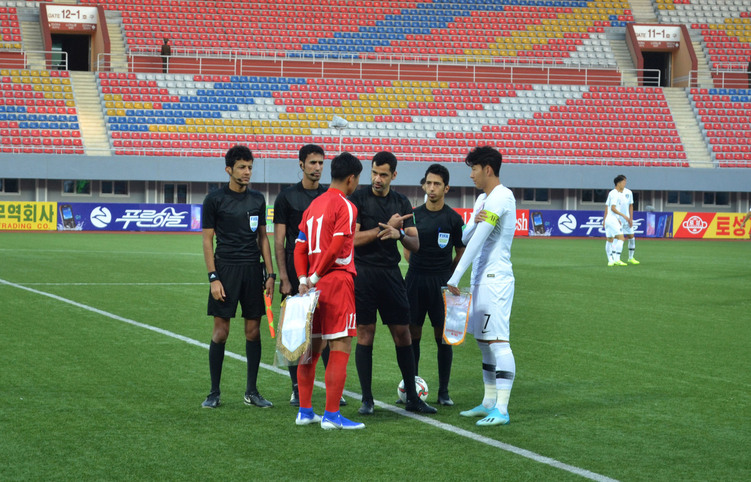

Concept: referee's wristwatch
[[265, 272, 276, 282], [398, 228, 406, 240]]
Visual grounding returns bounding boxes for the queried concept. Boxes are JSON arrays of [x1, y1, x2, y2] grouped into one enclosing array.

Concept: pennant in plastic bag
[[276, 289, 320, 362], [442, 287, 471, 345]]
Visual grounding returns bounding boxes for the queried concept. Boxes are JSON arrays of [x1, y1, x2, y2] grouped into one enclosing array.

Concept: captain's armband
[[482, 210, 499, 227]]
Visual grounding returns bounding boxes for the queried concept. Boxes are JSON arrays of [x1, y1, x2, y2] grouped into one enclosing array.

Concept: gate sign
[[47, 5, 98, 32]]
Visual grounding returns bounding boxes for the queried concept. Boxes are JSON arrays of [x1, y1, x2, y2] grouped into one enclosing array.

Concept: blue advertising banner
[[527, 210, 672, 238], [57, 203, 202, 232]]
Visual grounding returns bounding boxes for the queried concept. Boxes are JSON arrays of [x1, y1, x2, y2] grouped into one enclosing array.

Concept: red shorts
[[313, 270, 357, 340]]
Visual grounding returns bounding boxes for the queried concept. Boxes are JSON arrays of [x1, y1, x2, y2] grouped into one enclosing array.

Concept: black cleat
[[290, 387, 300, 407], [358, 399, 374, 415], [406, 399, 437, 414], [244, 392, 273, 408], [201, 392, 221, 409], [339, 396, 348, 407], [437, 392, 454, 406]]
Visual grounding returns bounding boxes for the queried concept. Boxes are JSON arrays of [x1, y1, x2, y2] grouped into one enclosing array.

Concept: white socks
[[478, 342, 497, 409], [628, 237, 636, 259], [606, 240, 612, 261], [489, 342, 515, 415]]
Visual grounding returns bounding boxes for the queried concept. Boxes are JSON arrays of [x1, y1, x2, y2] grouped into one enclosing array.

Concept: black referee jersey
[[409, 204, 465, 275], [202, 185, 267, 264], [273, 181, 327, 256], [348, 185, 415, 269]]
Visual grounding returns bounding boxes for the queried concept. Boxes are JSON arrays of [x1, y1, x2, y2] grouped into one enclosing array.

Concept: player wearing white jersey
[[447, 146, 516, 427], [619, 187, 639, 264], [603, 175, 629, 266]]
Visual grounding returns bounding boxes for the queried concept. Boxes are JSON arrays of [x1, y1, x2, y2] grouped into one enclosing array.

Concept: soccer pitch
[[1, 232, 749, 481]]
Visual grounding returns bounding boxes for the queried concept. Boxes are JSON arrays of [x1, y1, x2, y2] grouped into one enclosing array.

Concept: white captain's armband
[[482, 210, 499, 226]]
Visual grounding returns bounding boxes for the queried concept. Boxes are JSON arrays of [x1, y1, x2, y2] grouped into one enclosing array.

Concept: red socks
[[324, 350, 349, 413], [296, 352, 320, 409]]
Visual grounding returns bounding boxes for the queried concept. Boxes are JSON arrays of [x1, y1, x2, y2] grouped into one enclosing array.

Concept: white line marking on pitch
[[0, 278, 617, 482]]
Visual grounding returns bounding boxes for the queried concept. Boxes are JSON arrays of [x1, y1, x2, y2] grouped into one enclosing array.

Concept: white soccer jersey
[[620, 188, 634, 225], [606, 188, 629, 225], [448, 184, 516, 287]]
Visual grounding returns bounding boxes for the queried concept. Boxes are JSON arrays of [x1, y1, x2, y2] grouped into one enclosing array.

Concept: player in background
[[273, 144, 346, 407], [293, 152, 364, 430], [350, 151, 437, 415], [446, 146, 516, 426], [603, 175, 630, 267], [605, 175, 639, 264], [201, 145, 275, 409], [403, 164, 465, 406]]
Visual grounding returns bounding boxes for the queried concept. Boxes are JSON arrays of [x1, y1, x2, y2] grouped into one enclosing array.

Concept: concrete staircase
[[628, 0, 658, 23], [103, 10, 129, 72], [663, 88, 712, 167], [69, 71, 111, 156], [19, 21, 46, 70]]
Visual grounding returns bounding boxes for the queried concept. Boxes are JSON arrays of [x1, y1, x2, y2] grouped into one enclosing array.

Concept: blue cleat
[[459, 404, 492, 417], [476, 408, 510, 426], [295, 408, 322, 426], [320, 410, 365, 430]]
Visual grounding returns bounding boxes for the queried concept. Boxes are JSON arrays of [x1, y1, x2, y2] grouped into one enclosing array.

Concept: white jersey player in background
[[619, 184, 639, 264], [446, 146, 516, 427], [603, 174, 630, 266]]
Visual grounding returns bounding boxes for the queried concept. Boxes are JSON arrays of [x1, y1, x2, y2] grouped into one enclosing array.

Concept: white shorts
[[621, 223, 634, 236], [469, 278, 514, 341], [604, 217, 622, 238]]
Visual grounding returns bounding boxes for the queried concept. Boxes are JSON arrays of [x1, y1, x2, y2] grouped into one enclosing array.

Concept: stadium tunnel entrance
[[51, 34, 90, 71]]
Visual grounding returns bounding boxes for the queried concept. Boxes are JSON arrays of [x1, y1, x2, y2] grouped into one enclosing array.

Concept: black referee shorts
[[405, 269, 450, 329], [354, 264, 410, 325], [207, 261, 264, 320]]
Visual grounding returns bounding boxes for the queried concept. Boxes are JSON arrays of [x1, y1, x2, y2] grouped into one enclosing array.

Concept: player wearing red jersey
[[293, 152, 365, 430]]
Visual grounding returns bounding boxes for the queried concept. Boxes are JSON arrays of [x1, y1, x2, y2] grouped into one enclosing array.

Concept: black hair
[[372, 151, 397, 173], [225, 144, 253, 168], [614, 174, 627, 185], [424, 163, 450, 186], [465, 145, 502, 177], [299, 144, 325, 163], [330, 152, 363, 181]]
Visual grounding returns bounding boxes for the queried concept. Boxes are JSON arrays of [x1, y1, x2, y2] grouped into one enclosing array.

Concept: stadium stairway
[[629, 0, 658, 23], [69, 72, 110, 155], [103, 9, 129, 72], [18, 20, 44, 71], [607, 29, 637, 86], [664, 88, 712, 167]]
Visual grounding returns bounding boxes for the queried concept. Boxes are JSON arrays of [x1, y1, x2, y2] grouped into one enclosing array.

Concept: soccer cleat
[[295, 408, 322, 426], [358, 399, 374, 415], [244, 392, 273, 408], [289, 388, 300, 407], [627, 258, 640, 265], [460, 404, 492, 417], [201, 392, 221, 409], [607, 261, 615, 267], [614, 260, 628, 266], [320, 411, 365, 430], [476, 408, 510, 426], [405, 399, 437, 414], [339, 396, 348, 407], [437, 392, 454, 406]]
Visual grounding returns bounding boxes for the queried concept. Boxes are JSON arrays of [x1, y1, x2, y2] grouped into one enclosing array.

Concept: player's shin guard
[[614, 239, 624, 261], [324, 350, 349, 413], [436, 338, 453, 395], [606, 240, 613, 261], [245, 339, 261, 395], [208, 340, 225, 394], [296, 352, 320, 409], [489, 342, 515, 415], [478, 342, 497, 408], [628, 237, 636, 259], [355, 344, 374, 402], [395, 345, 418, 400]]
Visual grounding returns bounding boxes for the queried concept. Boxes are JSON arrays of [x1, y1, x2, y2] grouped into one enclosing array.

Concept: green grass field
[[1, 232, 749, 481]]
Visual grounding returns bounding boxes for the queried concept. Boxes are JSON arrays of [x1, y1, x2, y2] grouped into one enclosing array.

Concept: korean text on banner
[[0, 202, 56, 231]]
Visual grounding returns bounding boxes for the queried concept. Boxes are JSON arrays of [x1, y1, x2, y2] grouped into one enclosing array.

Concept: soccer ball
[[397, 376, 429, 403]]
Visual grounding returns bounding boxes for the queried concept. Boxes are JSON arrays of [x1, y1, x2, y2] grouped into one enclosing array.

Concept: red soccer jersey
[[296, 188, 357, 277]]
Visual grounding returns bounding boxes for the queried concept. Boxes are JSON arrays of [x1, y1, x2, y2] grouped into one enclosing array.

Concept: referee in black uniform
[[404, 164, 465, 406], [201, 145, 276, 409], [273, 144, 345, 407], [349, 151, 437, 415]]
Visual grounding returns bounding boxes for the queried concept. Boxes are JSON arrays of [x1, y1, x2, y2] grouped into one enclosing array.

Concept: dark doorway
[[643, 51, 671, 87], [51, 34, 90, 71]]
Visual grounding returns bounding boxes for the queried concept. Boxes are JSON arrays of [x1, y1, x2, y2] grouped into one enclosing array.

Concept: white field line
[[1, 277, 617, 482]]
